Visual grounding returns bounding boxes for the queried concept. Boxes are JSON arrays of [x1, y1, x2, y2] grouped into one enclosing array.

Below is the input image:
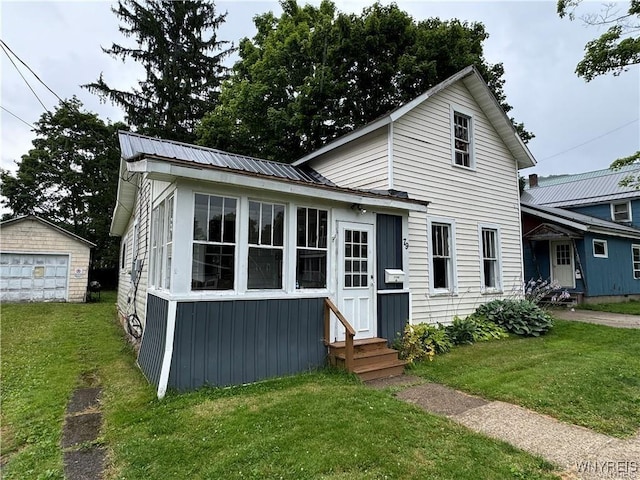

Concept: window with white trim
[[192, 193, 236, 290], [151, 194, 174, 289], [453, 111, 472, 168], [633, 245, 640, 279], [248, 200, 285, 289], [611, 201, 631, 222], [296, 207, 328, 288], [480, 227, 500, 290], [431, 222, 454, 291], [593, 239, 608, 258], [120, 235, 127, 270]]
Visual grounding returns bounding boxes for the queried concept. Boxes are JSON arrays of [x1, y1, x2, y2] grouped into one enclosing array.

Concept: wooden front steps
[[329, 337, 407, 381]]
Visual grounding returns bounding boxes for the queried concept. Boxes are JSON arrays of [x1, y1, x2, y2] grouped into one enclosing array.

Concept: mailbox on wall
[[384, 269, 405, 284]]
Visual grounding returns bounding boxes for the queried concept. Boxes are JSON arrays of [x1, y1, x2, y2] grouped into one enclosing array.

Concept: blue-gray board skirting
[[377, 292, 409, 346], [168, 297, 326, 391], [138, 294, 169, 387]]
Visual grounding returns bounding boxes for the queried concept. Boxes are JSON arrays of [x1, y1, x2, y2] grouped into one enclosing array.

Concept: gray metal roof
[[522, 165, 640, 207], [521, 202, 640, 239], [119, 131, 336, 187]]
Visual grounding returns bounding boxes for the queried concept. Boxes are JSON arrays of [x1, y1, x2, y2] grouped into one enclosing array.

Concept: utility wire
[[1, 42, 49, 112], [1, 105, 35, 129], [539, 118, 639, 161], [0, 39, 64, 103]]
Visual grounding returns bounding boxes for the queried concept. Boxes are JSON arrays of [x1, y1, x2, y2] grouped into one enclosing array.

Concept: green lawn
[[1, 296, 558, 479], [410, 320, 640, 438], [577, 300, 640, 315]]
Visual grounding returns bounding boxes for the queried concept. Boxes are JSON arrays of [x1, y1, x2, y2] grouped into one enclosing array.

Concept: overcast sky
[[1, 0, 638, 179]]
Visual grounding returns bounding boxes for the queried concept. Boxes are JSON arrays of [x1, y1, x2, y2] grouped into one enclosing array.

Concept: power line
[[0, 39, 64, 104], [1, 42, 49, 112], [539, 118, 639, 161], [1, 105, 35, 129]]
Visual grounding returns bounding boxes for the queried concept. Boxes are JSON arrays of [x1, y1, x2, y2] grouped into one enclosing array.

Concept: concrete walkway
[[550, 308, 640, 329], [367, 376, 640, 479]]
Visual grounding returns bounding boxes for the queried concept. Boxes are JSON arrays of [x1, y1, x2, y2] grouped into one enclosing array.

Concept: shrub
[[445, 315, 509, 345], [475, 299, 554, 336], [395, 323, 452, 364]]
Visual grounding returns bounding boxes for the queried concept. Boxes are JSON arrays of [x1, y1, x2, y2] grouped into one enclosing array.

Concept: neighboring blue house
[[521, 166, 640, 303]]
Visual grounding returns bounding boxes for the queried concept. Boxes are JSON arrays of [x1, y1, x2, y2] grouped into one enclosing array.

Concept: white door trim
[[550, 240, 576, 289]]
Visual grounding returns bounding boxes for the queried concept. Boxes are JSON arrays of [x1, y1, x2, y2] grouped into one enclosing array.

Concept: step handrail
[[323, 298, 356, 371]]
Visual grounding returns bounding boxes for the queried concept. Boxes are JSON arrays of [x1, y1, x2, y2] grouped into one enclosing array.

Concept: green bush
[[395, 323, 452, 364], [445, 315, 509, 345], [475, 299, 553, 336]]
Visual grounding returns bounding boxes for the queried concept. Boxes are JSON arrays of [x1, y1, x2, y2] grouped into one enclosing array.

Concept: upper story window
[[192, 193, 237, 291], [452, 109, 473, 168], [480, 226, 501, 291], [248, 201, 285, 289], [593, 239, 608, 258], [296, 207, 328, 288], [611, 201, 631, 222]]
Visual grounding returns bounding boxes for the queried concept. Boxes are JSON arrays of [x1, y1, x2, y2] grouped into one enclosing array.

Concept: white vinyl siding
[[306, 129, 389, 190], [394, 82, 523, 324]]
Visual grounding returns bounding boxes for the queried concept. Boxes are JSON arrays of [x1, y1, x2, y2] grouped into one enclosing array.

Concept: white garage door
[[0, 253, 69, 302]]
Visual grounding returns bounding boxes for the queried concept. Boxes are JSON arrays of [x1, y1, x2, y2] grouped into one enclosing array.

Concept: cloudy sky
[[1, 0, 638, 179]]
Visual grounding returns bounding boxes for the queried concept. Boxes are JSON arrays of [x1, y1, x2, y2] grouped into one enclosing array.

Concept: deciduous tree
[[197, 0, 532, 162]]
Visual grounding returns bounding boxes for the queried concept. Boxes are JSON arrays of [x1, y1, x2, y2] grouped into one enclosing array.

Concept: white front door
[[336, 222, 375, 340], [550, 241, 575, 288]]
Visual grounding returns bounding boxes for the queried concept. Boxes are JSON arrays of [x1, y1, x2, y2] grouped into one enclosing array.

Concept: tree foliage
[[85, 0, 234, 143], [197, 0, 532, 163], [558, 0, 640, 81], [0, 98, 125, 268]]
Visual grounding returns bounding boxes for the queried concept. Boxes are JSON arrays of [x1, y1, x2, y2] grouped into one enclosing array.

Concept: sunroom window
[[151, 195, 174, 289], [248, 201, 285, 289], [296, 207, 328, 288], [192, 193, 236, 290]]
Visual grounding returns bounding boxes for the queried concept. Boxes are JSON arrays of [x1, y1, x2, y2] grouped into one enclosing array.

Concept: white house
[[111, 66, 534, 396]]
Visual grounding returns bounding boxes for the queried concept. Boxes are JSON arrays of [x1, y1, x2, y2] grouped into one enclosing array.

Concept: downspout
[[387, 122, 394, 190]]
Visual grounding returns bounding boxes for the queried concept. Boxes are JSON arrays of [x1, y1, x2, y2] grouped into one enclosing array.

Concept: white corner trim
[[387, 122, 394, 190], [157, 300, 177, 399]]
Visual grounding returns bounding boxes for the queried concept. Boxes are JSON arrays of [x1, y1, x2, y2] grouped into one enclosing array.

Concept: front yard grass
[[410, 319, 640, 438], [1, 296, 559, 479], [577, 300, 640, 315]]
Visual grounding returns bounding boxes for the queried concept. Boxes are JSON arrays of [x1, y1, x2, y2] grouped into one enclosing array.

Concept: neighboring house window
[[480, 226, 501, 291], [593, 239, 608, 258], [430, 221, 455, 292], [248, 201, 285, 289], [296, 207, 328, 288], [452, 110, 473, 168], [611, 201, 631, 222], [192, 193, 236, 290], [151, 194, 174, 289], [633, 245, 640, 279]]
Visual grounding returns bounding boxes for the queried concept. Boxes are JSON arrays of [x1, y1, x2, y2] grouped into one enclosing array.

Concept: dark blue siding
[[580, 234, 640, 296], [568, 200, 640, 229], [376, 214, 403, 290], [169, 298, 326, 391], [377, 293, 409, 345], [138, 294, 169, 387]]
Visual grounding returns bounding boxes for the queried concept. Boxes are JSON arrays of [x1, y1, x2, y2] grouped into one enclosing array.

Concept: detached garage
[[1, 216, 94, 302]]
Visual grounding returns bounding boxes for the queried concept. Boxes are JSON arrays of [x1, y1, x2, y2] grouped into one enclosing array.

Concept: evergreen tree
[[85, 0, 234, 142]]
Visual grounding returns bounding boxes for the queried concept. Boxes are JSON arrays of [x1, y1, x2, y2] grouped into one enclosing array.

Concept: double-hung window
[[611, 201, 631, 222], [633, 245, 640, 279], [480, 227, 500, 291], [192, 193, 236, 290], [431, 222, 453, 292], [248, 201, 285, 289], [453, 110, 472, 168], [296, 207, 328, 288]]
